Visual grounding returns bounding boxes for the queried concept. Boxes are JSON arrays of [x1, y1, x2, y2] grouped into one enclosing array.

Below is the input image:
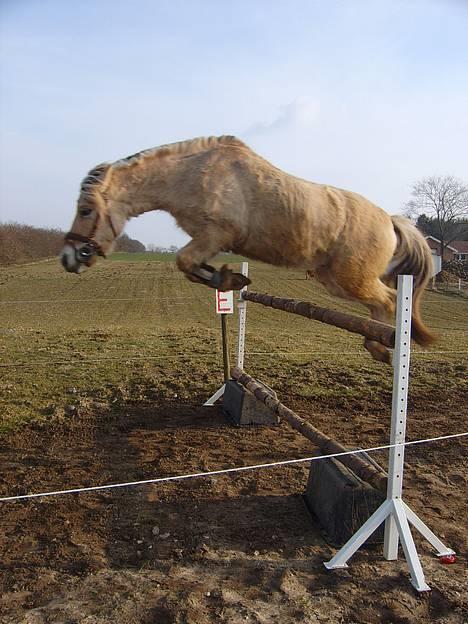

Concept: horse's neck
[[110, 160, 177, 219]]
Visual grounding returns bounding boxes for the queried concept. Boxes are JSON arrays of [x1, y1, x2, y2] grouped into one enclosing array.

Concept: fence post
[[236, 262, 249, 369], [221, 314, 230, 382]]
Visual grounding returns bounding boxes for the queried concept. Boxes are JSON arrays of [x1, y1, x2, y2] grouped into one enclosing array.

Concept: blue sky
[[1, 0, 467, 247]]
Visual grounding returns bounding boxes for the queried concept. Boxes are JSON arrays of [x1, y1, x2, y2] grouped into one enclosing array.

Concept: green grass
[[109, 251, 177, 262], [0, 257, 467, 432], [108, 251, 248, 264]]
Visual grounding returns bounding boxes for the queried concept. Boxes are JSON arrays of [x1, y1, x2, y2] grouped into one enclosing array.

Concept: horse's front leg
[[176, 236, 250, 291]]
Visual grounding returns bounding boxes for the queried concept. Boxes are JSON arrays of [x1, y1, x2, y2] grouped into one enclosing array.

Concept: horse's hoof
[[378, 350, 392, 365], [190, 264, 251, 290], [190, 264, 217, 285], [218, 265, 251, 290], [365, 339, 392, 365], [231, 272, 251, 290]]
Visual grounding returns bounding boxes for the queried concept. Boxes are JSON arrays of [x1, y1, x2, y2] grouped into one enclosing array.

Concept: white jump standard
[[224, 269, 455, 592], [324, 275, 455, 592]]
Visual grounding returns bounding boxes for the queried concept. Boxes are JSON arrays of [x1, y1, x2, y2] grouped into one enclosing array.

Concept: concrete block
[[223, 380, 280, 426], [304, 454, 386, 546]]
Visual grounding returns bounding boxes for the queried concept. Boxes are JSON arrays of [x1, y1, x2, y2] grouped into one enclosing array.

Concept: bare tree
[[405, 175, 468, 257]]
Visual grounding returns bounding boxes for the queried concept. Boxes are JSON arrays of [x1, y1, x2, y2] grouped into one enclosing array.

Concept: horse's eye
[[80, 208, 93, 217]]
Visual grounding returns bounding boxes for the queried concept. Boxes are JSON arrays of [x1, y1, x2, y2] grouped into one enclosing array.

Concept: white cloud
[[245, 96, 320, 137]]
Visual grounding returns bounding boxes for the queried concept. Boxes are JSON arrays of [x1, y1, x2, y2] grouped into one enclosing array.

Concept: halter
[[64, 212, 118, 262]]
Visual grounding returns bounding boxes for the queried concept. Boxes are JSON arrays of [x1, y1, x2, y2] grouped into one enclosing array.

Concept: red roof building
[[424, 236, 468, 261]]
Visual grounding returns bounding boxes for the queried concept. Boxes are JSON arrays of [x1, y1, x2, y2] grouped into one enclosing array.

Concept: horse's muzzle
[[60, 244, 85, 273]]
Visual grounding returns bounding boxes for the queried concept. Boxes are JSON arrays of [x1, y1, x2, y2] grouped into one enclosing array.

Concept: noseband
[[64, 212, 118, 262]]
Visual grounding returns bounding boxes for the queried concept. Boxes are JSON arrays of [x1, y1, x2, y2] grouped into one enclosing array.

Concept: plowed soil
[[1, 387, 466, 624]]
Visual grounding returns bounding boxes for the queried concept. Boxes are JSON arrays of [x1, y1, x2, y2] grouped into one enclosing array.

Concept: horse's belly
[[237, 235, 321, 268]]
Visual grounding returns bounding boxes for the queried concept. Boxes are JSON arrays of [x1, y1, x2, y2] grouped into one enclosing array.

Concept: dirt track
[[1, 388, 466, 624]]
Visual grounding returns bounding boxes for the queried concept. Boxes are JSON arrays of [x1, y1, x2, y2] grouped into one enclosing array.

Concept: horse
[[60, 135, 435, 363]]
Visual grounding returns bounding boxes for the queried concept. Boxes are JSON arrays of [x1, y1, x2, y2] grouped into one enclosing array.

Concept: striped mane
[[79, 136, 247, 201], [80, 163, 112, 200], [112, 135, 247, 170]]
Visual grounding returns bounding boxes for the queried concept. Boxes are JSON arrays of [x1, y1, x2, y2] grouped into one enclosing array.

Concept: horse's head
[[61, 163, 123, 273]]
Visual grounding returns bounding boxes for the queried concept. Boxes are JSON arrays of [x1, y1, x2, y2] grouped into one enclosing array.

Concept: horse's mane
[[80, 163, 112, 200], [113, 135, 247, 170], [80, 136, 247, 199]]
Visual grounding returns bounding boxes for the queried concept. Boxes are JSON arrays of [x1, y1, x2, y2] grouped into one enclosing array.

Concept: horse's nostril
[[77, 245, 95, 262]]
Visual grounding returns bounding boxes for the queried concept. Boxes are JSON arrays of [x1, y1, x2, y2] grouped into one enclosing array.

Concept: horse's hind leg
[[364, 300, 396, 364], [176, 233, 250, 290], [356, 281, 397, 364], [317, 268, 396, 363]]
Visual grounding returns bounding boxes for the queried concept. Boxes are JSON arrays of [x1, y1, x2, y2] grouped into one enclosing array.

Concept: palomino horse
[[61, 135, 435, 363]]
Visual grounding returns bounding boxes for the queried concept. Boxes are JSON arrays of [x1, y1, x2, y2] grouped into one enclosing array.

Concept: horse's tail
[[389, 215, 436, 347]]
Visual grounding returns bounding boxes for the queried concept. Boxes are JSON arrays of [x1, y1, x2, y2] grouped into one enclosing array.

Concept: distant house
[[424, 236, 467, 260], [424, 236, 458, 261], [451, 240, 468, 261]]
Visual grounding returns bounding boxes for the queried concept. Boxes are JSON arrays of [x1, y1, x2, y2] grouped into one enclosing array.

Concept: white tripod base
[[203, 384, 226, 406], [324, 498, 455, 592]]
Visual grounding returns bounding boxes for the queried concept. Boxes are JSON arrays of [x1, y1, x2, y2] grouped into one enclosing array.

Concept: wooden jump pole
[[231, 366, 387, 494], [242, 291, 395, 348]]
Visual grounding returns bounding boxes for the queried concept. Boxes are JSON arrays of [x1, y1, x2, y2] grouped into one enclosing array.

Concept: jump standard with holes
[[206, 263, 456, 592]]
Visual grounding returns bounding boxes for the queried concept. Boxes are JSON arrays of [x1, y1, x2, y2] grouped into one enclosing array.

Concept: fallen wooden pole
[[242, 291, 395, 348], [231, 367, 387, 493]]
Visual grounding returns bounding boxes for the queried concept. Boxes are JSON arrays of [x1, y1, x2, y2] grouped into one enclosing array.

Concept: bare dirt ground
[[1, 387, 466, 624]]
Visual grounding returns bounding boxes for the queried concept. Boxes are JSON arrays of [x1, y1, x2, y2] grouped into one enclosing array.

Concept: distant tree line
[[146, 244, 179, 253], [115, 233, 146, 253], [415, 214, 468, 242], [0, 222, 145, 265], [0, 223, 64, 265]]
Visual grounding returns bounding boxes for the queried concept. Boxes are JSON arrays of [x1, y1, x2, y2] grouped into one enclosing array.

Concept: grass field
[[1, 253, 467, 433], [108, 251, 248, 264]]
